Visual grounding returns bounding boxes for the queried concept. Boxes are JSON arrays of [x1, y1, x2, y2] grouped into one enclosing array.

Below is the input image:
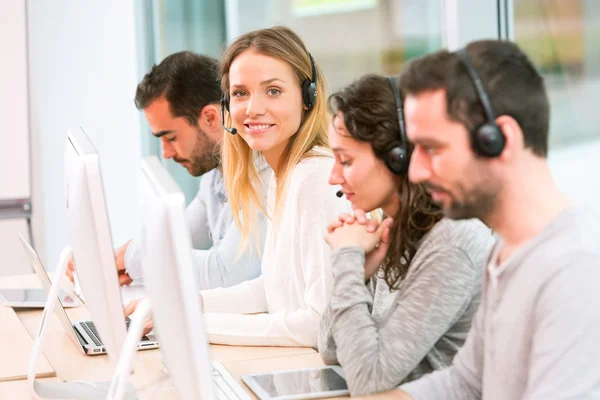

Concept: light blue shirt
[[124, 161, 272, 290]]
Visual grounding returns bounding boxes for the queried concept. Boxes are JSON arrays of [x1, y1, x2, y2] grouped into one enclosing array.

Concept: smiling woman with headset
[[196, 26, 350, 347], [317, 74, 495, 396]]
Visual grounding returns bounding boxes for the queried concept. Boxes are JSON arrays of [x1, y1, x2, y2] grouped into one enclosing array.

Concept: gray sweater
[[402, 205, 600, 400], [317, 218, 495, 396]]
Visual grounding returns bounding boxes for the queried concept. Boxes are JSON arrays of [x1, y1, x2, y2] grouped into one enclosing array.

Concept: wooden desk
[[1, 273, 161, 385], [211, 344, 315, 364], [0, 274, 329, 399], [0, 304, 55, 382]]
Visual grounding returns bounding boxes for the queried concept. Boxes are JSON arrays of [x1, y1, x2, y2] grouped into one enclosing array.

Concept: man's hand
[[66, 254, 77, 283], [65, 240, 133, 286], [115, 241, 133, 286], [124, 298, 153, 337]]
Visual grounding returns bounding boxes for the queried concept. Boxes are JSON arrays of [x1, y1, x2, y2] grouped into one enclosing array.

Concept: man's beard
[[423, 180, 498, 221], [174, 128, 219, 177]]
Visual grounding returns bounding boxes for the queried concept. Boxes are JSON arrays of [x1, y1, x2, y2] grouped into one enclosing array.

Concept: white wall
[[0, 1, 33, 276], [0, 1, 30, 202], [549, 139, 600, 206], [28, 1, 143, 270]]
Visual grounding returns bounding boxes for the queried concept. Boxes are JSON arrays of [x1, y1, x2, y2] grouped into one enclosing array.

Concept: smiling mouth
[[245, 124, 274, 133]]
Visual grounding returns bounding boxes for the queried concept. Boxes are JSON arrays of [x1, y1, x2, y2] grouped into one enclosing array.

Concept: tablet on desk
[[242, 365, 349, 400], [0, 288, 79, 308]]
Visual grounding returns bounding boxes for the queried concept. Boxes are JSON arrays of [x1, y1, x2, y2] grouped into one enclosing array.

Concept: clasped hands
[[66, 211, 391, 337], [124, 210, 393, 336], [325, 209, 393, 281]]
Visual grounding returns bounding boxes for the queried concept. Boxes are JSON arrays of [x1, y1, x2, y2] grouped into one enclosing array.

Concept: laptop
[[19, 233, 159, 355]]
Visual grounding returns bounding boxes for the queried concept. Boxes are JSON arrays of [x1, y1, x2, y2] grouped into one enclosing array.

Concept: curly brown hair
[[328, 74, 443, 289]]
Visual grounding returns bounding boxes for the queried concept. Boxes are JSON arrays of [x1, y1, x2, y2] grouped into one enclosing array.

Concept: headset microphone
[[336, 190, 343, 198], [220, 96, 237, 135], [224, 126, 237, 135]]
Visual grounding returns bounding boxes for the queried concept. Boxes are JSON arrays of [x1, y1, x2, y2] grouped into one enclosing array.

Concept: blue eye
[[267, 88, 281, 96]]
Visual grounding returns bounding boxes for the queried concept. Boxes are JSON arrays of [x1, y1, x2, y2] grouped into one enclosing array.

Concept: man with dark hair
[[134, 51, 223, 177], [359, 40, 600, 399], [67, 51, 270, 291]]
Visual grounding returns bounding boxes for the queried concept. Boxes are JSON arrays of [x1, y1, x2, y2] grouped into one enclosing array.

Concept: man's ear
[[495, 115, 524, 161], [200, 104, 220, 129], [198, 104, 223, 142]]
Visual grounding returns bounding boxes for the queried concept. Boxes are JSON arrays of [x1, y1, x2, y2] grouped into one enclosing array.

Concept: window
[[142, 0, 443, 202], [139, 0, 227, 204], [225, 0, 443, 91], [141, 0, 599, 204], [513, 0, 600, 149]]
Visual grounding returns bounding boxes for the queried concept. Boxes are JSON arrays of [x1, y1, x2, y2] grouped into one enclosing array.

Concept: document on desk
[[0, 305, 55, 382]]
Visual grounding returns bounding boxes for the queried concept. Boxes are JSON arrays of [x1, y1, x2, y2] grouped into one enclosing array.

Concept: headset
[[221, 52, 318, 135], [455, 48, 506, 157], [302, 53, 318, 110], [384, 76, 409, 175]]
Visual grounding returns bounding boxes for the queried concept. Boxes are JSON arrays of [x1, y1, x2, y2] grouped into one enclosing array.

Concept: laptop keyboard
[[125, 317, 151, 341], [81, 321, 102, 346], [82, 318, 150, 347], [212, 365, 246, 400], [213, 373, 238, 399], [214, 383, 232, 400]]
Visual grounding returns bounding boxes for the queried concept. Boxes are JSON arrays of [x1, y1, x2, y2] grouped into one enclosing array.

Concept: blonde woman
[[198, 26, 349, 347]]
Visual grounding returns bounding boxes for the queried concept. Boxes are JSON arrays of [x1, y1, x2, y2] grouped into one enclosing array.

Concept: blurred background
[[1, 0, 598, 274]]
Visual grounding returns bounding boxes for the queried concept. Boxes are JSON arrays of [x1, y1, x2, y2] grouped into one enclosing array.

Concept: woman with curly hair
[[318, 74, 495, 396]]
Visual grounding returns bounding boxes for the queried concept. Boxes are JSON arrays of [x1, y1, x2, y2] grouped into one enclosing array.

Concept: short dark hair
[[399, 40, 550, 157], [328, 74, 443, 289], [135, 51, 221, 126]]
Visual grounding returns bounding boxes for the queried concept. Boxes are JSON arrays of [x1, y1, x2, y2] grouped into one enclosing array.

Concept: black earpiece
[[220, 95, 237, 135], [336, 190, 343, 198], [384, 76, 409, 175], [455, 48, 506, 157], [302, 53, 318, 110]]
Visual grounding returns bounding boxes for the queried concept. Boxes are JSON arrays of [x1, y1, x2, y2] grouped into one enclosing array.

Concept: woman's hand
[[362, 217, 393, 280], [326, 210, 393, 280]]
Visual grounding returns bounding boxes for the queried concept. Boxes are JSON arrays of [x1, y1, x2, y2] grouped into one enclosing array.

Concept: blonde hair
[[221, 26, 329, 253]]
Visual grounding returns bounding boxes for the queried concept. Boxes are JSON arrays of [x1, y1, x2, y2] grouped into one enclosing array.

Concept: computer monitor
[[64, 127, 127, 364], [138, 155, 217, 399], [19, 233, 85, 351]]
